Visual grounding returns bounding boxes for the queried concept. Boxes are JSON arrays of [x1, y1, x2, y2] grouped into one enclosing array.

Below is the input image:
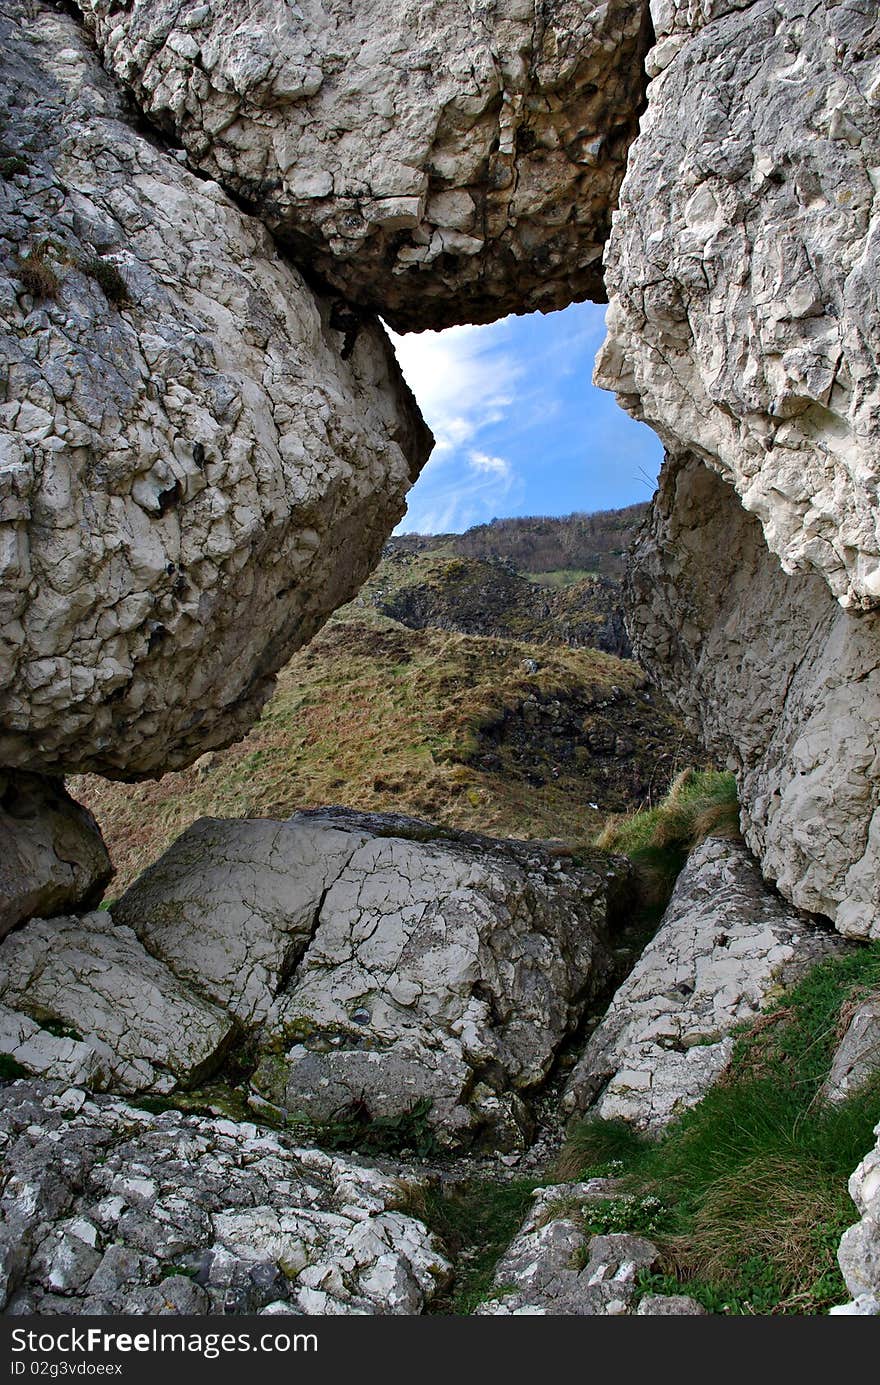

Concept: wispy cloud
[[389, 319, 526, 531], [388, 301, 663, 533], [388, 320, 524, 454]]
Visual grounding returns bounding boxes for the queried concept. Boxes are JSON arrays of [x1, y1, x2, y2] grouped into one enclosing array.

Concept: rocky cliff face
[[627, 455, 880, 940], [597, 0, 879, 611], [597, 0, 880, 940], [78, 0, 651, 331], [0, 0, 430, 780]]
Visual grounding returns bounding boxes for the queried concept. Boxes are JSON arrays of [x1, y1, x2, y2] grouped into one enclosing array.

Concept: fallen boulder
[[563, 835, 846, 1131], [0, 772, 111, 939], [0, 912, 235, 1092], [0, 0, 430, 782], [248, 809, 624, 1149]]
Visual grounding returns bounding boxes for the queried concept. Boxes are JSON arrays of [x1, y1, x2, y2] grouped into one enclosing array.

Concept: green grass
[[524, 569, 598, 588], [596, 767, 740, 908], [407, 1179, 539, 1314], [0, 1054, 28, 1080], [78, 254, 131, 305], [557, 943, 880, 1313]]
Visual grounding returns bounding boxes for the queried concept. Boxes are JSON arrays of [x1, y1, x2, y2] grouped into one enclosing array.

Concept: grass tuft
[[558, 942, 880, 1313], [78, 253, 131, 305], [596, 768, 740, 908], [16, 245, 61, 300]]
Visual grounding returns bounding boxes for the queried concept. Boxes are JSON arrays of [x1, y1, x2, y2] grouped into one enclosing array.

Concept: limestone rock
[[0, 911, 235, 1092], [832, 1120, 880, 1315], [597, 0, 880, 612], [77, 0, 651, 332], [0, 772, 111, 939], [563, 835, 845, 1131], [822, 997, 880, 1106], [0, 1004, 107, 1087], [114, 815, 374, 1026], [0, 0, 430, 781], [228, 808, 624, 1149], [627, 454, 880, 940], [476, 1182, 659, 1315], [0, 1080, 450, 1314], [636, 1294, 706, 1315]]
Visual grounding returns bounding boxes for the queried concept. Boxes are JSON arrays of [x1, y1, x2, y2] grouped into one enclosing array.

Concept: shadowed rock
[[78, 0, 651, 331], [0, 772, 111, 939]]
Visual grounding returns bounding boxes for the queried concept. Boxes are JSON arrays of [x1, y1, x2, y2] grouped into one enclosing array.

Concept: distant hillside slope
[[73, 613, 699, 895], [353, 550, 631, 657], [391, 504, 649, 578]]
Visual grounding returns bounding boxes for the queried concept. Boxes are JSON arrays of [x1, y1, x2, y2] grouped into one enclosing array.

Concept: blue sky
[[389, 300, 663, 535]]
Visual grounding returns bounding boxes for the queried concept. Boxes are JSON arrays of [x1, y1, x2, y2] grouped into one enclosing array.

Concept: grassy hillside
[[73, 610, 698, 895], [390, 505, 648, 579], [353, 549, 630, 655]]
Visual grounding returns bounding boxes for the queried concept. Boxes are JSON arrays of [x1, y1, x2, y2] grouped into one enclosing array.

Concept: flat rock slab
[[0, 772, 111, 940], [0, 1080, 450, 1315], [563, 836, 846, 1132], [0, 912, 234, 1092], [246, 809, 622, 1148]]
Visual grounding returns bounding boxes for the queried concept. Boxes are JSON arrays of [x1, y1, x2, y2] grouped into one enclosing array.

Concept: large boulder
[[252, 810, 624, 1149], [596, 0, 880, 611], [78, 0, 652, 331], [0, 1081, 450, 1315], [626, 454, 880, 940], [0, 911, 235, 1092], [114, 807, 627, 1148], [563, 835, 846, 1131], [0, 772, 112, 939], [0, 0, 430, 781]]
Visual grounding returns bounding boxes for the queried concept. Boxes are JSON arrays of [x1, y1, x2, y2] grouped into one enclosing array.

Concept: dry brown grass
[[73, 614, 679, 894], [17, 247, 60, 299]]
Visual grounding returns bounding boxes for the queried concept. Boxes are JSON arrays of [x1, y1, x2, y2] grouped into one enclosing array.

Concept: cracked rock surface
[[627, 454, 880, 940], [0, 1080, 450, 1316], [831, 1119, 880, 1316], [563, 835, 846, 1131], [597, 0, 880, 612], [475, 1182, 664, 1315], [114, 815, 376, 1027], [78, 0, 650, 332], [249, 809, 623, 1148], [108, 807, 626, 1148], [0, 0, 430, 780], [0, 912, 235, 1093], [0, 771, 111, 939]]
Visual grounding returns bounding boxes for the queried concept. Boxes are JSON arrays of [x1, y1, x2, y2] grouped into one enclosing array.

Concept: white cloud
[[388, 320, 524, 455], [388, 318, 527, 533]]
